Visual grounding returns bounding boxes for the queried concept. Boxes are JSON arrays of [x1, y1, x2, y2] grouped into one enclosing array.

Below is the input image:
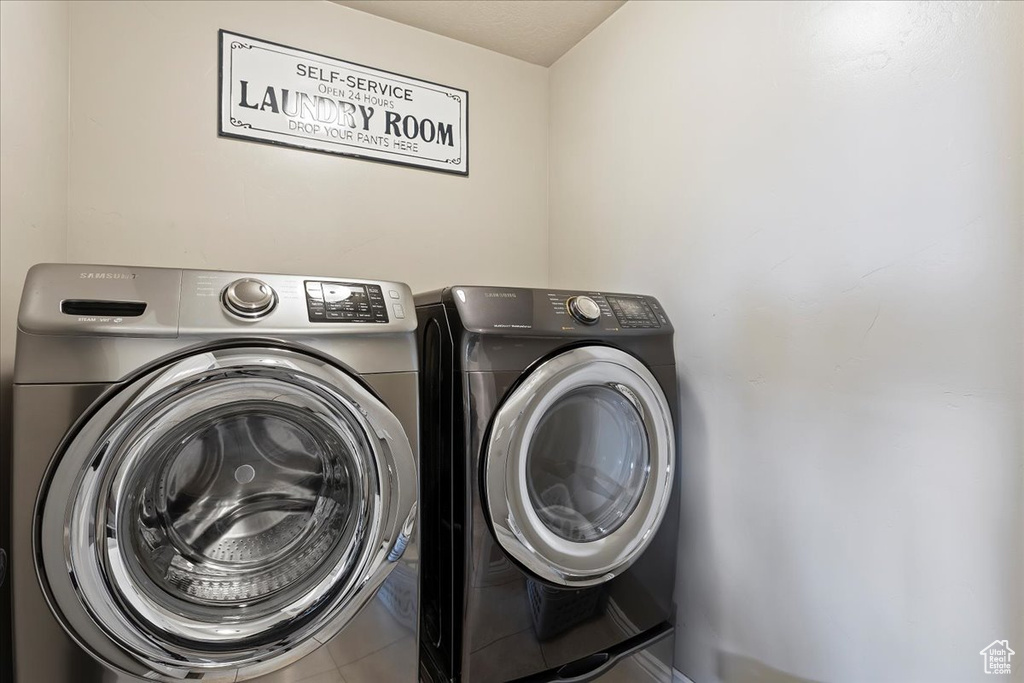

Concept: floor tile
[[248, 645, 338, 683], [338, 635, 418, 683], [296, 670, 347, 683], [325, 595, 413, 668]]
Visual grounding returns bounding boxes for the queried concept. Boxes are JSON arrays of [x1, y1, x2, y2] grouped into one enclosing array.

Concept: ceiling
[[331, 0, 626, 67]]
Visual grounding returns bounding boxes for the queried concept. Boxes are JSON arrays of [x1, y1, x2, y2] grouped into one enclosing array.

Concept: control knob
[[567, 295, 601, 325], [223, 278, 277, 318]]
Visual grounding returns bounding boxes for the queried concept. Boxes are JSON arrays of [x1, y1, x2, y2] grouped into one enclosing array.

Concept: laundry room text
[[219, 30, 468, 175]]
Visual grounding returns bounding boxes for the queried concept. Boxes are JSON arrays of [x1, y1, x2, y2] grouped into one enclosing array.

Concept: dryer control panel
[[447, 286, 671, 336], [605, 295, 662, 329]]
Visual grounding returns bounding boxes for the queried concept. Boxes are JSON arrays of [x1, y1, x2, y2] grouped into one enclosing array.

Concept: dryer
[[416, 286, 679, 683], [10, 264, 419, 682]]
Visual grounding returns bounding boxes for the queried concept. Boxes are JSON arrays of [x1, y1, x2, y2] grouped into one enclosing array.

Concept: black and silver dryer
[[416, 286, 679, 683]]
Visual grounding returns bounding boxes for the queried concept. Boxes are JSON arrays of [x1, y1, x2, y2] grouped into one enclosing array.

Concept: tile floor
[[250, 581, 669, 683], [250, 597, 416, 683]]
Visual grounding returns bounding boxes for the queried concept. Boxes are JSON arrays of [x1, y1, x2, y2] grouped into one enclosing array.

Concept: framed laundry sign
[[218, 30, 468, 175]]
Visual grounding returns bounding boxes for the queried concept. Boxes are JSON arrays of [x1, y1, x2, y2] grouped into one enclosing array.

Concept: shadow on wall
[[717, 651, 823, 683], [688, 262, 1021, 681], [674, 365, 718, 683]]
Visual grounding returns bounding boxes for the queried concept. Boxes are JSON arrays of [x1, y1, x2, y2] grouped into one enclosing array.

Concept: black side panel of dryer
[[416, 299, 466, 683]]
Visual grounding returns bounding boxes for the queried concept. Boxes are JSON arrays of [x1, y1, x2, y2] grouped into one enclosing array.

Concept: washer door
[[484, 346, 674, 587], [36, 345, 416, 681]]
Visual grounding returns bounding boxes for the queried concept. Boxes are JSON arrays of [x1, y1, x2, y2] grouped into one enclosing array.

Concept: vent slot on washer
[[61, 300, 147, 317]]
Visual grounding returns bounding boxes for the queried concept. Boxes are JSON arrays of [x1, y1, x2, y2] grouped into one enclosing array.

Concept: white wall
[[0, 0, 69, 406], [0, 0, 70, 676], [67, 0, 548, 291], [549, 2, 1023, 682]]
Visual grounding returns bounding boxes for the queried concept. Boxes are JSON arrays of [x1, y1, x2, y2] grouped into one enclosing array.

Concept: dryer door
[[484, 345, 674, 587], [36, 345, 416, 681]]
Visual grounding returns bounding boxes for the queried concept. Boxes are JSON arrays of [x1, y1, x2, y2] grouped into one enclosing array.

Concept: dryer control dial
[[223, 278, 277, 318], [567, 295, 601, 325]]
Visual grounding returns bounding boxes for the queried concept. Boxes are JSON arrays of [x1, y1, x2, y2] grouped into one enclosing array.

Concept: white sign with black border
[[219, 30, 468, 175]]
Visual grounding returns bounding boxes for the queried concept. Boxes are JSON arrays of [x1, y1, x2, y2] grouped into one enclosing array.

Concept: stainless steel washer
[[10, 264, 419, 682]]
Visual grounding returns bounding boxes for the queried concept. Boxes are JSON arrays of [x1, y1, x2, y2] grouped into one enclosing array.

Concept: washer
[[10, 264, 419, 682], [415, 286, 679, 683]]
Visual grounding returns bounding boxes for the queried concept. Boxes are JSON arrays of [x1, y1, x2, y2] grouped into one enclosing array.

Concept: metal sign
[[219, 30, 468, 175]]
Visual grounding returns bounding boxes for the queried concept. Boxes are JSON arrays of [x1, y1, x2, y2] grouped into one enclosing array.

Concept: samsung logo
[[484, 292, 517, 299], [80, 272, 136, 279]]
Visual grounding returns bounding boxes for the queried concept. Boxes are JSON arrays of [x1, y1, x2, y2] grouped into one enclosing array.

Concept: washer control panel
[[15, 265, 416, 338], [304, 280, 390, 323]]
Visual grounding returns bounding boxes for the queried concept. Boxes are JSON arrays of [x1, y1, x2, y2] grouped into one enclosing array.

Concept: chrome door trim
[[36, 345, 416, 681], [484, 346, 674, 587]]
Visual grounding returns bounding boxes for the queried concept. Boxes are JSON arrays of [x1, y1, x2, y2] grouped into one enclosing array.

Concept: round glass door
[[527, 385, 650, 543], [110, 375, 372, 625], [37, 345, 416, 681], [485, 346, 674, 587]]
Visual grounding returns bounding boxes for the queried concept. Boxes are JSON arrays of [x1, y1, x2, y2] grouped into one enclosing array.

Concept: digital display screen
[[322, 283, 369, 307], [610, 297, 647, 317], [606, 295, 660, 328]]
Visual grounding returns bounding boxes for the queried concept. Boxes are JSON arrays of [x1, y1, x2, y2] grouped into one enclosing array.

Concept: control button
[[393, 303, 405, 319], [567, 295, 601, 325], [223, 278, 277, 319], [305, 282, 324, 300], [327, 311, 343, 319], [389, 289, 401, 299]]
